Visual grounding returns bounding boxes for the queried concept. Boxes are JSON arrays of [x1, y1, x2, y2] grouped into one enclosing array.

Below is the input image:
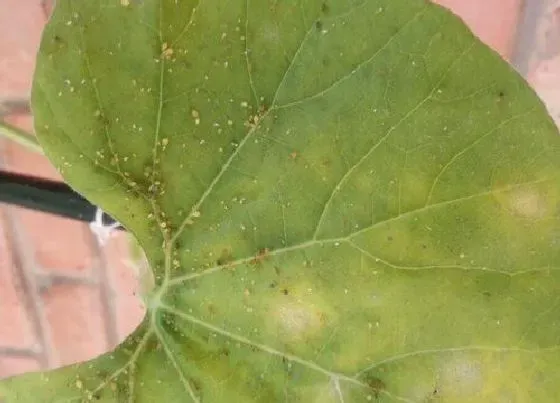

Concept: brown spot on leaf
[[364, 376, 386, 398], [251, 248, 270, 265], [207, 303, 218, 316], [217, 248, 233, 266]]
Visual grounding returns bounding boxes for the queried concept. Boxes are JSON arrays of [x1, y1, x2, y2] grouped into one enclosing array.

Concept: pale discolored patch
[[437, 355, 484, 398], [494, 183, 558, 221], [432, 352, 536, 402], [257, 23, 281, 45], [509, 189, 547, 219], [298, 380, 345, 403], [272, 301, 324, 342], [266, 281, 336, 344]]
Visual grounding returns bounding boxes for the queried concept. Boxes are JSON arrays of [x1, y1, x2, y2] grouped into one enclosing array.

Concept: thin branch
[[0, 120, 43, 155]]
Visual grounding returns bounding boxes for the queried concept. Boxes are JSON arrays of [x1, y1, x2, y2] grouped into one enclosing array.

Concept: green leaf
[[2, 0, 560, 401]]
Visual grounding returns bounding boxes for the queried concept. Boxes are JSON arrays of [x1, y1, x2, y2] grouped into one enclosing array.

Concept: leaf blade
[[3, 0, 560, 402]]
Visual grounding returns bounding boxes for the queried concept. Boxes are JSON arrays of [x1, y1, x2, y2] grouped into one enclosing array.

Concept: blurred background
[[1, 0, 559, 379]]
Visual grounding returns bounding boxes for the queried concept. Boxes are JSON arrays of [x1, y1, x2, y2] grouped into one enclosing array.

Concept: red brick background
[[0, 0, 144, 378]]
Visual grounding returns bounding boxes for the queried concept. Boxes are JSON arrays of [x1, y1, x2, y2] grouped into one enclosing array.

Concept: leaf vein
[[425, 106, 540, 206], [154, 326, 200, 402], [274, 7, 427, 110], [354, 345, 560, 377], [159, 304, 364, 386], [244, 0, 259, 104], [170, 0, 201, 47], [167, 177, 555, 286]]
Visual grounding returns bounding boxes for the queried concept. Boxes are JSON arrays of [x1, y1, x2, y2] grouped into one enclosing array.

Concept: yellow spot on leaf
[[161, 43, 174, 59]]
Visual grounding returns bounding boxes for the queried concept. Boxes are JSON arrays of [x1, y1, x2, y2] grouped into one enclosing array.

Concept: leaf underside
[[2, 0, 560, 402]]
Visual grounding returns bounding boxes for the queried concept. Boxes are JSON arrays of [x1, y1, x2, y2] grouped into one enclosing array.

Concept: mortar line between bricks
[[511, 0, 547, 74], [0, 345, 40, 359], [85, 228, 119, 349], [35, 270, 97, 293], [0, 208, 54, 369], [0, 98, 31, 118], [0, 140, 53, 369]]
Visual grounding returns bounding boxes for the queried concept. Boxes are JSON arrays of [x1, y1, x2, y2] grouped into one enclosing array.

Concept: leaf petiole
[[0, 120, 44, 155]]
